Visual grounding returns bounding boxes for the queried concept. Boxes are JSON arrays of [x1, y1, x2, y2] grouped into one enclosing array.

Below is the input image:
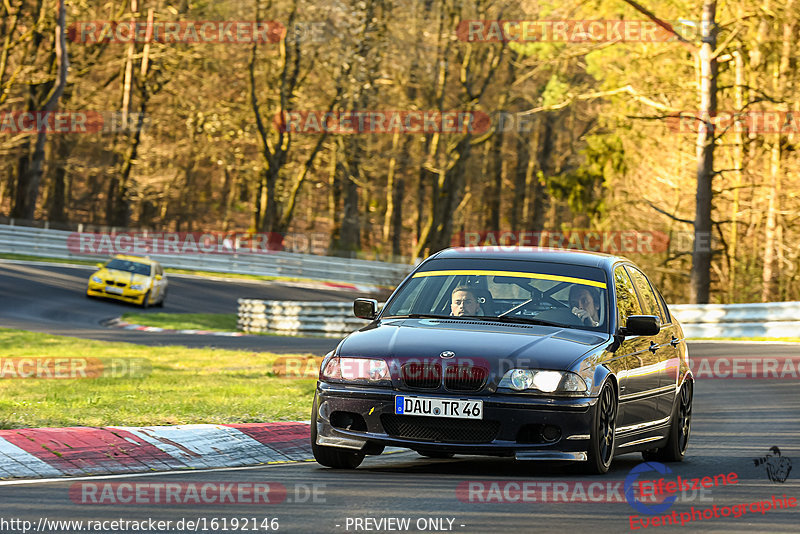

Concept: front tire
[[310, 395, 365, 469], [140, 291, 150, 308], [642, 381, 692, 462], [584, 381, 617, 474]]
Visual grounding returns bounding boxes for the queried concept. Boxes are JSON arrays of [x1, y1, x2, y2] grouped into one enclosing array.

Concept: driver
[[450, 286, 482, 316], [569, 285, 601, 327]]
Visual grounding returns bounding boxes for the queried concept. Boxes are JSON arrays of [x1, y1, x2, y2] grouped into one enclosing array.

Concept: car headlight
[[498, 369, 587, 394], [91, 276, 102, 283], [130, 284, 144, 290], [321, 356, 391, 384]]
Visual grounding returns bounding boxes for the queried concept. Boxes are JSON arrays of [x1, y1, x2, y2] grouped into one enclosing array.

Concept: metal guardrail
[[670, 302, 800, 339], [238, 299, 800, 339], [238, 300, 372, 338], [0, 224, 413, 287]]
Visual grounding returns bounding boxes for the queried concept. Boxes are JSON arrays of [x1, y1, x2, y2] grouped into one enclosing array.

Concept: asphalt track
[[0, 260, 366, 354], [2, 260, 799, 532], [0, 355, 799, 533]]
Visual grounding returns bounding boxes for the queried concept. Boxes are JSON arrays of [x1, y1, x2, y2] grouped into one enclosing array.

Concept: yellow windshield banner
[[412, 269, 607, 289]]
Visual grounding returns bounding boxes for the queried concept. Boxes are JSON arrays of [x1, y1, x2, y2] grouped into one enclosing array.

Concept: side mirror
[[154, 274, 162, 281], [620, 315, 661, 337], [353, 298, 378, 320], [96, 263, 104, 269]]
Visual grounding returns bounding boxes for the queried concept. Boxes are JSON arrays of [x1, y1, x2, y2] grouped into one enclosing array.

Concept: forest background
[[2, 0, 799, 304]]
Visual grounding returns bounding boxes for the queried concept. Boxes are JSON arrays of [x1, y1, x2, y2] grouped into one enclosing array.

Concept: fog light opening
[[541, 425, 561, 442], [330, 411, 368, 431]]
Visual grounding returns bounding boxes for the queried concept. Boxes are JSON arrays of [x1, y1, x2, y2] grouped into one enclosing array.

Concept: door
[[627, 266, 678, 420], [613, 266, 661, 429]]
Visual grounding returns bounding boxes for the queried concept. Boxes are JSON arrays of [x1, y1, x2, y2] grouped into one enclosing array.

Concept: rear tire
[[310, 395, 365, 469], [583, 381, 617, 474], [642, 381, 692, 462]]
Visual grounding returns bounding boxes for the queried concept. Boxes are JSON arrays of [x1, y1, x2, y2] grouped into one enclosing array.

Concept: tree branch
[[620, 0, 697, 51], [521, 84, 680, 115], [647, 200, 694, 224]]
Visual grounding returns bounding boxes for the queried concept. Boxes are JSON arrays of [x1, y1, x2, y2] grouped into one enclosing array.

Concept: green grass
[[121, 312, 238, 331], [0, 252, 98, 266], [0, 328, 319, 429], [164, 267, 316, 284]]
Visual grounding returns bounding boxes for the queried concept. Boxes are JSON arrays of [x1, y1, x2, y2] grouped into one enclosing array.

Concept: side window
[[654, 287, 672, 324], [614, 266, 641, 328], [625, 266, 665, 323]]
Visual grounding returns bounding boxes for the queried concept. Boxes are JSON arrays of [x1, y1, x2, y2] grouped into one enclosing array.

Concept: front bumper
[[87, 283, 146, 303], [314, 381, 598, 460]]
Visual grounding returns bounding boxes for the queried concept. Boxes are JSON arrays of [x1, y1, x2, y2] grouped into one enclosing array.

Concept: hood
[[337, 318, 610, 372]]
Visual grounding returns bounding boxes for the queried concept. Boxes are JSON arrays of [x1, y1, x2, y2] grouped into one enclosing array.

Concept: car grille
[[380, 414, 500, 443], [105, 280, 127, 287], [401, 362, 441, 389], [444, 365, 487, 392]]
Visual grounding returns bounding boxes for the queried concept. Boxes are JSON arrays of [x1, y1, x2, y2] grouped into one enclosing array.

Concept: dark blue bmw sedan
[[311, 248, 693, 474]]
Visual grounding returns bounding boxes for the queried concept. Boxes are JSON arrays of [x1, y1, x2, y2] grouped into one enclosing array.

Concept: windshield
[[383, 258, 609, 332], [105, 259, 152, 276]]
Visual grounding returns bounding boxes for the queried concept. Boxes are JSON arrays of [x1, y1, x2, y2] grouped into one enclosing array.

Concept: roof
[[430, 247, 631, 269]]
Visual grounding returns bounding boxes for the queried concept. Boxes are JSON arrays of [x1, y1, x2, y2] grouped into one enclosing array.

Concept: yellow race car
[[86, 255, 167, 308]]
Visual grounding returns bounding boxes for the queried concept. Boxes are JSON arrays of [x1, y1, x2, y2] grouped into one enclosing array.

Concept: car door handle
[[670, 336, 680, 348], [649, 341, 659, 354]]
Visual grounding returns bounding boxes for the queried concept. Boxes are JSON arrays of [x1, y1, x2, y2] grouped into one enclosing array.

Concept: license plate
[[105, 285, 123, 295], [395, 396, 483, 420]]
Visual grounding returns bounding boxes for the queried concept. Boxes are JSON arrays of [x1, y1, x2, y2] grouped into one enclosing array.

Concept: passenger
[[569, 285, 601, 327], [450, 286, 482, 316]]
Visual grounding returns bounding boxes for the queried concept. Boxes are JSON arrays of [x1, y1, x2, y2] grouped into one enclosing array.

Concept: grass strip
[[0, 328, 318, 429], [121, 312, 238, 332]]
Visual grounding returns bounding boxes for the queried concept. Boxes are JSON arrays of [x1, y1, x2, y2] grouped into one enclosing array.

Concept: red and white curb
[[0, 422, 312, 479], [104, 318, 246, 337]]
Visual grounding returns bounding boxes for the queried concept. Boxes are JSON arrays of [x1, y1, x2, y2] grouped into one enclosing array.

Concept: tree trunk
[[761, 0, 793, 302], [483, 129, 504, 230], [689, 0, 718, 304], [11, 0, 68, 220], [383, 131, 401, 245], [729, 49, 745, 301], [46, 136, 69, 222], [337, 137, 361, 254], [527, 113, 553, 232], [511, 133, 532, 232]]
